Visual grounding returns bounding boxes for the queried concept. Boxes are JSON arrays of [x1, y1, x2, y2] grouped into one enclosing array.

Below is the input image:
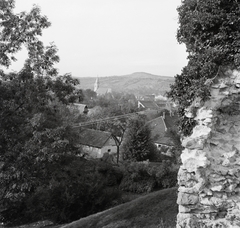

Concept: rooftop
[[138, 100, 160, 110], [147, 114, 177, 146], [76, 128, 113, 148]]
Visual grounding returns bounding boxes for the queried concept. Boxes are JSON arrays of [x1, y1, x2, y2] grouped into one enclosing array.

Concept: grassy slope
[[61, 187, 178, 228]]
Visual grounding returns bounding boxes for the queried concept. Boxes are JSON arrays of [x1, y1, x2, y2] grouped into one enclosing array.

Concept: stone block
[[179, 205, 191, 213], [182, 137, 205, 149], [182, 157, 209, 173], [208, 173, 226, 182], [222, 159, 231, 167], [195, 107, 213, 121], [177, 192, 199, 205], [228, 168, 240, 176], [210, 197, 225, 207], [211, 185, 224, 192], [191, 125, 212, 139], [229, 126, 238, 134], [227, 184, 237, 192], [178, 169, 195, 186], [177, 213, 199, 228], [200, 197, 213, 206]]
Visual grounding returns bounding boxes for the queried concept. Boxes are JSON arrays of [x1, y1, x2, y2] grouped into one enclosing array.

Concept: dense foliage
[[168, 0, 240, 135], [0, 1, 84, 224], [1, 157, 123, 224], [122, 116, 156, 162], [119, 161, 177, 193]]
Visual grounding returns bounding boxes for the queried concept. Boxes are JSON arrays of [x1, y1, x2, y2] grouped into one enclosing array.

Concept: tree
[[122, 116, 155, 162], [167, 0, 240, 135], [82, 89, 97, 107], [0, 1, 84, 222], [101, 119, 128, 163], [0, 0, 59, 76], [0, 72, 82, 213]]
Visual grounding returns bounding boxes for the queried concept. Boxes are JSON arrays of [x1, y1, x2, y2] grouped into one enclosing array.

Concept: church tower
[[94, 77, 99, 92]]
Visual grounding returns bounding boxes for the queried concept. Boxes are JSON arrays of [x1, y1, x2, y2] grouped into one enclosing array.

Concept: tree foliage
[[0, 0, 59, 76], [0, 72, 82, 212], [168, 0, 240, 135], [122, 116, 155, 162], [0, 1, 85, 223]]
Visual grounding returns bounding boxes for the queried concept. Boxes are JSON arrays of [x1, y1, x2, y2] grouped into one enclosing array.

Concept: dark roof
[[76, 128, 113, 148], [147, 116, 175, 146], [164, 113, 178, 129], [138, 100, 160, 110]]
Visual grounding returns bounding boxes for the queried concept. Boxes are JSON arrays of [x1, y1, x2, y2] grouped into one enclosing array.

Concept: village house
[[73, 103, 89, 114], [156, 100, 167, 109], [147, 112, 177, 157], [76, 128, 117, 159], [137, 100, 161, 110]]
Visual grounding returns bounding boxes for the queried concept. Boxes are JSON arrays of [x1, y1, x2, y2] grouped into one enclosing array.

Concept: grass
[[60, 187, 178, 228], [4, 187, 178, 228]]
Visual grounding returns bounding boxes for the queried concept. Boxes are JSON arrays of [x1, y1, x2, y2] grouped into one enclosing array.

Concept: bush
[[2, 157, 123, 225], [122, 116, 154, 161], [119, 161, 178, 194]]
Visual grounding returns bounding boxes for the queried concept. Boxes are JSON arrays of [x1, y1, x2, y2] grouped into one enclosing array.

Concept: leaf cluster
[[168, 0, 240, 135], [0, 0, 59, 76]]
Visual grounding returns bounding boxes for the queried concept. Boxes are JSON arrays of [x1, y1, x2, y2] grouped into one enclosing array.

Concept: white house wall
[[83, 145, 117, 158], [101, 145, 117, 155]]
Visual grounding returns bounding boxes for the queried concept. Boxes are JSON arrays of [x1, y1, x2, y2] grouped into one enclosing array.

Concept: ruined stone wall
[[177, 70, 240, 227]]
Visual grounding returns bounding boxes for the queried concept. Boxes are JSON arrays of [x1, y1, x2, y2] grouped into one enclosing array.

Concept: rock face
[[177, 69, 240, 228]]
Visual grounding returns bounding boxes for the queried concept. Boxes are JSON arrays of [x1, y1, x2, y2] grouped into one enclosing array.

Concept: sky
[[8, 0, 188, 77]]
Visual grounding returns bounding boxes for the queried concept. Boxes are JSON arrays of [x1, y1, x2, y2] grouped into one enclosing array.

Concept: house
[[137, 100, 160, 110], [156, 100, 167, 109], [76, 128, 117, 159], [71, 103, 89, 114], [147, 113, 177, 156]]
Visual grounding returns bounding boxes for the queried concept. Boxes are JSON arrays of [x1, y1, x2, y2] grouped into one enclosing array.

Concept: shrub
[[2, 157, 123, 225], [122, 116, 155, 161], [119, 161, 178, 194]]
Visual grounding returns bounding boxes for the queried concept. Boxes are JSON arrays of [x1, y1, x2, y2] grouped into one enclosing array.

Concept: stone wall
[[177, 70, 240, 227]]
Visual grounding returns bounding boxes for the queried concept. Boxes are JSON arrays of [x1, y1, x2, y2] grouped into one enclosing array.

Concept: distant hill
[[75, 72, 175, 96], [61, 187, 177, 228]]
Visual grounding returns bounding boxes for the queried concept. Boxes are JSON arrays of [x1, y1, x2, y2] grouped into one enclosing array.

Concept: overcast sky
[[9, 0, 188, 77]]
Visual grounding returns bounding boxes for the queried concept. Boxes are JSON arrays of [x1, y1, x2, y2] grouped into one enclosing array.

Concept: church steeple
[[94, 77, 99, 92]]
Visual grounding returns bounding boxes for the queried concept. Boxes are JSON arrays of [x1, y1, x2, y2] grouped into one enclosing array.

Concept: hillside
[[76, 72, 174, 96], [61, 187, 178, 228]]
